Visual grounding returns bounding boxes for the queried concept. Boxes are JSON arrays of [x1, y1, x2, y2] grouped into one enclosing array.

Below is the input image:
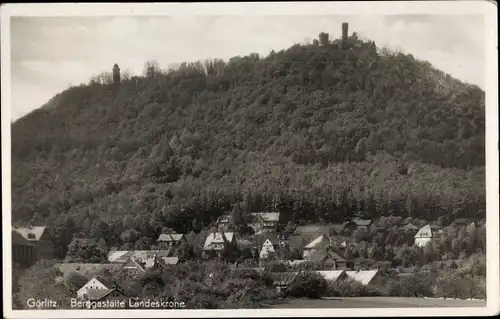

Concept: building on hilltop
[[319, 32, 329, 46], [12, 225, 54, 265], [112, 63, 121, 85], [341, 22, 349, 49]]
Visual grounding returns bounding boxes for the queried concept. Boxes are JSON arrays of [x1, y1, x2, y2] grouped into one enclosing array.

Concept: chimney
[[112, 64, 121, 85], [342, 22, 349, 49]]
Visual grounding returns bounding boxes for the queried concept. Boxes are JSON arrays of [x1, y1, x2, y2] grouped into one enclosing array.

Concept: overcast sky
[[10, 15, 485, 120]]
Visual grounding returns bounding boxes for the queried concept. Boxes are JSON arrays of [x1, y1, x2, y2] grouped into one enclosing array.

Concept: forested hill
[[11, 34, 485, 231]]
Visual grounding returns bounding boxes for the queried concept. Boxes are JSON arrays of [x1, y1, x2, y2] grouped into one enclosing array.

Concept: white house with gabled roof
[[77, 278, 111, 300], [259, 238, 277, 259], [202, 231, 237, 258], [414, 224, 443, 247]]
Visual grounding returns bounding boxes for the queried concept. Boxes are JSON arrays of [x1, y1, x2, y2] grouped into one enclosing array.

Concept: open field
[[269, 297, 487, 308]]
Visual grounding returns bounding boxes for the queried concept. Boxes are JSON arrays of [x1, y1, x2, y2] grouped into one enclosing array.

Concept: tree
[[176, 242, 195, 262], [135, 236, 152, 250], [123, 214, 136, 230], [387, 272, 433, 297], [29, 212, 44, 226], [64, 271, 89, 293], [353, 228, 371, 242], [230, 203, 244, 226], [16, 260, 70, 309], [120, 229, 141, 244], [89, 220, 113, 243], [97, 237, 108, 252], [144, 60, 161, 78], [328, 227, 338, 237], [82, 218, 92, 233], [66, 238, 108, 263], [48, 215, 78, 258], [368, 243, 381, 260], [287, 271, 328, 299]]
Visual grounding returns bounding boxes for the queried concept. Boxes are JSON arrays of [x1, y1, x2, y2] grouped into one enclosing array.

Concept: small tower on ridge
[[341, 22, 349, 50], [319, 32, 329, 46], [112, 63, 121, 86]]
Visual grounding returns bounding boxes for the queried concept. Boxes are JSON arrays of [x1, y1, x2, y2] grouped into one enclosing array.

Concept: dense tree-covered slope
[[11, 35, 485, 231]]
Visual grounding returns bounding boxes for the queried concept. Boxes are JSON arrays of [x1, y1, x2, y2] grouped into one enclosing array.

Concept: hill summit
[[12, 24, 485, 234]]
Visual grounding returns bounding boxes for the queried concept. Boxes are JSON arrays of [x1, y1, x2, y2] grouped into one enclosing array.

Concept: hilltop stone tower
[[319, 32, 329, 46], [341, 22, 349, 50], [112, 63, 121, 85]]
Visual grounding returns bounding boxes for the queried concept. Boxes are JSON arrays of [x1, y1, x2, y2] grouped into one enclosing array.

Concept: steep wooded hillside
[[11, 34, 485, 235]]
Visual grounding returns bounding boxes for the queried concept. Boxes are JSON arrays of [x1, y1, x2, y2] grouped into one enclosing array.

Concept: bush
[[64, 271, 89, 293], [286, 271, 328, 299], [328, 279, 382, 297], [385, 272, 434, 297], [434, 271, 485, 299], [265, 260, 290, 272]]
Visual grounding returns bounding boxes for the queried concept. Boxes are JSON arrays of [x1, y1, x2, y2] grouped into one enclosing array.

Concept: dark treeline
[[12, 35, 485, 254]]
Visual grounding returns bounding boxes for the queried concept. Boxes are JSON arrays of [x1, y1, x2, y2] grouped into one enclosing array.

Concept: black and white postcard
[[1, 2, 498, 318]]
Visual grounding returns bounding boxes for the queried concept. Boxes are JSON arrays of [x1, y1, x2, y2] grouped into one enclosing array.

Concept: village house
[[414, 224, 443, 247], [77, 278, 110, 300], [157, 231, 187, 250], [253, 234, 283, 259], [202, 231, 237, 258], [303, 234, 333, 260], [12, 225, 54, 262], [342, 218, 372, 232], [107, 250, 179, 268], [119, 257, 147, 277], [259, 238, 279, 260], [345, 270, 383, 286], [250, 212, 280, 234], [12, 231, 36, 268], [76, 277, 124, 301], [316, 270, 348, 283], [310, 247, 354, 270]]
